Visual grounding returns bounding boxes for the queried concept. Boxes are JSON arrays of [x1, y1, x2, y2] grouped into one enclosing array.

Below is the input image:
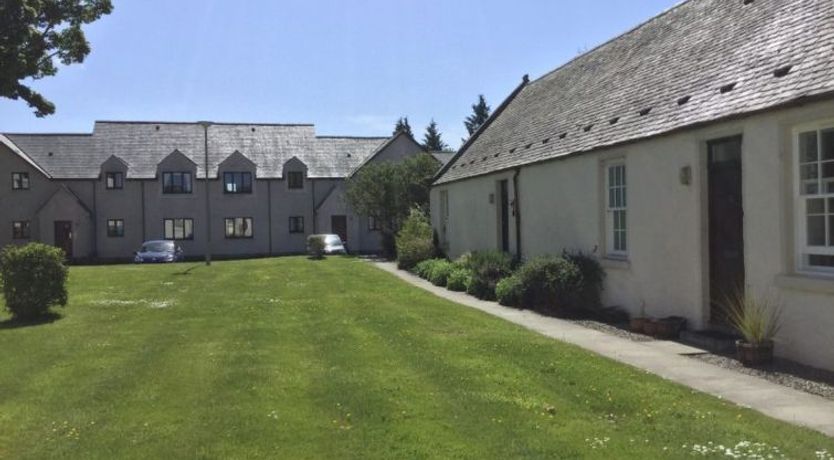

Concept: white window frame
[[793, 120, 834, 274], [605, 161, 628, 258]]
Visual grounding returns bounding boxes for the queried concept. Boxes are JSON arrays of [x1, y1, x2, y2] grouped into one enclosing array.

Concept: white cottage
[[431, 0, 834, 371]]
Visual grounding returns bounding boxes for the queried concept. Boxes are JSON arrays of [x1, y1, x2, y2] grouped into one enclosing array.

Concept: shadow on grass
[[0, 311, 63, 330], [172, 264, 202, 276]]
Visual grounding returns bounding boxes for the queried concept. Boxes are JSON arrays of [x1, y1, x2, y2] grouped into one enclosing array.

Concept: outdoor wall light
[[680, 165, 692, 185]]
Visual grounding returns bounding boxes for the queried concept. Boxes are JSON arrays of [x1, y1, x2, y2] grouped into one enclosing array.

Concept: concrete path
[[373, 261, 834, 438]]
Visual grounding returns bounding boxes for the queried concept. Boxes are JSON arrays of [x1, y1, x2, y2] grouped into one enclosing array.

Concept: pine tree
[[393, 117, 413, 137], [464, 95, 491, 137], [422, 119, 449, 151]]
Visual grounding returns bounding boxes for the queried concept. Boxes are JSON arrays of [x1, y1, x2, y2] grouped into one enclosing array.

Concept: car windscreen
[[141, 242, 173, 253], [325, 235, 342, 245]]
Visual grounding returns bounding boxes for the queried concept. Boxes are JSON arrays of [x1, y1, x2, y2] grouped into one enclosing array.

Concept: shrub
[[396, 208, 435, 270], [563, 250, 605, 312], [428, 260, 454, 287], [0, 243, 69, 320], [465, 251, 515, 300], [723, 290, 783, 345], [514, 256, 582, 316], [307, 235, 325, 259], [495, 275, 523, 307], [413, 259, 438, 279], [446, 268, 471, 292]]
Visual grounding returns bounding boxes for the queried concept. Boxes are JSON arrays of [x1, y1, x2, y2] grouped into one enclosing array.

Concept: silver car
[[134, 240, 184, 263], [307, 234, 347, 255]]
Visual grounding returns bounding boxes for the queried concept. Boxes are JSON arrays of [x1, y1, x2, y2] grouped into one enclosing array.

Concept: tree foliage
[[0, 242, 69, 320], [345, 154, 440, 256], [422, 119, 448, 151], [464, 94, 491, 137], [0, 0, 113, 117], [393, 117, 413, 137]]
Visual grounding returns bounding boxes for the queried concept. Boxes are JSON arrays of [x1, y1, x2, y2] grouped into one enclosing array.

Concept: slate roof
[[2, 121, 389, 179], [430, 151, 456, 167], [435, 0, 834, 184]]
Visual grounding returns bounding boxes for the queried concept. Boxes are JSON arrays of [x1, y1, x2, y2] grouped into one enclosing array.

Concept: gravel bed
[[569, 319, 655, 343], [689, 353, 834, 401]]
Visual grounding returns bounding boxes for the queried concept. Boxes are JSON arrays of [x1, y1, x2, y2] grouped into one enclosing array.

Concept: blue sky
[[0, 0, 677, 148]]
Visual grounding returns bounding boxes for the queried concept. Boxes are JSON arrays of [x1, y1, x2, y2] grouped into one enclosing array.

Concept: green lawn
[[0, 257, 831, 459]]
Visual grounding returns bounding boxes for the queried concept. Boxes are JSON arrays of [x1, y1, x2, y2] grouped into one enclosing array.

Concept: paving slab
[[373, 261, 834, 438]]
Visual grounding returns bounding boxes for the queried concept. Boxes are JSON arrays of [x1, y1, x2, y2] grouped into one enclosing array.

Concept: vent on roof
[[583, 125, 593, 132], [155, 125, 160, 131], [609, 117, 620, 125], [482, 156, 488, 161], [559, 132, 568, 139], [494, 153, 500, 158], [677, 96, 692, 106], [525, 143, 533, 149], [773, 65, 793, 78], [543, 138, 550, 144], [720, 83, 737, 93], [48, 152, 54, 157], [742, 0, 754, 5], [509, 148, 517, 153], [251, 127, 256, 132], [639, 107, 652, 116], [346, 153, 352, 158]]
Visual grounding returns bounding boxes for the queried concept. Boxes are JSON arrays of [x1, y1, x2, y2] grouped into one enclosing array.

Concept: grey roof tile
[[436, 0, 834, 184], [4, 122, 388, 179]]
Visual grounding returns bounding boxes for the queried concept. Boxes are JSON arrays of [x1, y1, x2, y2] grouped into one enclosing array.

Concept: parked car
[[134, 240, 184, 263], [307, 234, 347, 255]]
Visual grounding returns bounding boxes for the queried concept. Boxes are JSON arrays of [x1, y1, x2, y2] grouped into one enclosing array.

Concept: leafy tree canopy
[[0, 0, 113, 117], [345, 153, 440, 256]]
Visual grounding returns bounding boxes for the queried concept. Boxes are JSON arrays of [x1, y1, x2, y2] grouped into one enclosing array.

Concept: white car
[[307, 234, 347, 255]]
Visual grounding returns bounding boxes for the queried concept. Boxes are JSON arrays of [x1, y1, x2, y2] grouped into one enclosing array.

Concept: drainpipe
[[91, 180, 98, 260], [312, 180, 317, 233], [199, 121, 212, 266], [267, 180, 273, 255], [513, 167, 522, 261]]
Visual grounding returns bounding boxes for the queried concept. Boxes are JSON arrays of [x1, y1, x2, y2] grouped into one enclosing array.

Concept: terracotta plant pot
[[630, 317, 647, 333], [643, 319, 659, 337], [655, 316, 687, 340], [736, 340, 774, 367]]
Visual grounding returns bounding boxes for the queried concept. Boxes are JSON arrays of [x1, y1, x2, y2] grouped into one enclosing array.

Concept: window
[[12, 221, 30, 239], [11, 172, 29, 190], [287, 171, 304, 189], [796, 126, 834, 271], [605, 162, 628, 257], [289, 216, 305, 234], [225, 217, 253, 239], [164, 218, 194, 240], [223, 172, 253, 194], [105, 172, 124, 190], [162, 172, 192, 194], [368, 215, 382, 231], [107, 219, 124, 237]]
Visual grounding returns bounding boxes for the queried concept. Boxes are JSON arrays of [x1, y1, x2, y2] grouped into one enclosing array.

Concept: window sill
[[600, 257, 631, 270], [774, 273, 834, 295]]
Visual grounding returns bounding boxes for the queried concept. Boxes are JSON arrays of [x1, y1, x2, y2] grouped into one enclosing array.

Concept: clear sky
[[0, 0, 678, 148]]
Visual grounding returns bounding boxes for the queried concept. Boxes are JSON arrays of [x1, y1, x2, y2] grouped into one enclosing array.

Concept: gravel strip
[[690, 353, 834, 401], [569, 319, 655, 343]]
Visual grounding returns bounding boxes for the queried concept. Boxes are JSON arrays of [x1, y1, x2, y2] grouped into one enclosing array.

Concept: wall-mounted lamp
[[680, 165, 692, 186]]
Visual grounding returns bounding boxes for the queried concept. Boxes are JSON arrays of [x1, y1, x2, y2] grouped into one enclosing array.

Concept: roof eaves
[[0, 134, 52, 178]]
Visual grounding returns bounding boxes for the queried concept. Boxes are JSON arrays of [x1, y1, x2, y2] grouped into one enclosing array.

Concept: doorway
[[499, 179, 510, 253], [331, 215, 347, 243], [707, 136, 745, 325], [54, 221, 73, 259]]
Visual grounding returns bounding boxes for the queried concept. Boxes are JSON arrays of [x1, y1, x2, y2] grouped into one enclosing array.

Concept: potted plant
[[643, 317, 659, 337], [655, 316, 687, 340], [630, 302, 649, 333], [724, 290, 783, 367]]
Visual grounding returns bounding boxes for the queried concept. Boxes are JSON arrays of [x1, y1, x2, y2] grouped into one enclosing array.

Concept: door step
[[679, 330, 738, 354]]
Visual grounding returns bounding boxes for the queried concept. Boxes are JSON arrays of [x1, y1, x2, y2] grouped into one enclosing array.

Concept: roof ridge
[[3, 132, 92, 137], [95, 120, 315, 127], [316, 135, 389, 140]]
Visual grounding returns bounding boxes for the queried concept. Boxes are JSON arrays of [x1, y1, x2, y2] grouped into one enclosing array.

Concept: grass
[[0, 257, 831, 459]]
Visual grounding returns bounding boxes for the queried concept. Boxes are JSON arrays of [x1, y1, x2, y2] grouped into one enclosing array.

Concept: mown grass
[[0, 257, 831, 459]]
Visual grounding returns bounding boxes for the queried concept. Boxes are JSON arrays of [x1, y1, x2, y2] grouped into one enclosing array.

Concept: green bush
[[495, 275, 523, 307], [0, 243, 69, 320], [428, 260, 454, 287], [465, 251, 515, 300], [307, 235, 325, 259], [563, 250, 606, 312], [396, 208, 435, 270], [514, 256, 582, 316], [446, 268, 471, 292], [413, 259, 438, 279]]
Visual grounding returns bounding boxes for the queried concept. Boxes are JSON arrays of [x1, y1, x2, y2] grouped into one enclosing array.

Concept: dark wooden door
[[499, 180, 510, 252], [708, 136, 745, 324], [54, 221, 73, 259], [331, 215, 347, 243]]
